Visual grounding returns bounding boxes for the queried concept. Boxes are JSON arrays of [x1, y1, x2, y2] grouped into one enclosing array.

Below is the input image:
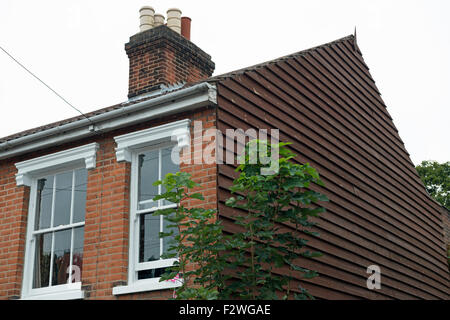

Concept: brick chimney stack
[[125, 7, 215, 99]]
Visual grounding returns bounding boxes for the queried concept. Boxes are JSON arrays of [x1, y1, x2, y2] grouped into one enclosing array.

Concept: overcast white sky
[[0, 0, 448, 164]]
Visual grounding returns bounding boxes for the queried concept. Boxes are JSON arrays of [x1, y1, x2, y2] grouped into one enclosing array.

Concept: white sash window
[[113, 120, 189, 295], [16, 143, 98, 300]]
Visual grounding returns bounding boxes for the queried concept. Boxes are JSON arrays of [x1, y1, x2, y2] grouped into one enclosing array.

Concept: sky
[[0, 0, 449, 165]]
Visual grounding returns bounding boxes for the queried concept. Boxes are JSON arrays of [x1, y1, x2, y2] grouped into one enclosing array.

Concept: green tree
[[415, 160, 449, 209], [152, 172, 232, 299], [225, 140, 328, 299], [155, 140, 328, 300]]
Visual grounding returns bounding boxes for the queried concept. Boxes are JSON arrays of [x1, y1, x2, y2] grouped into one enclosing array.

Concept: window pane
[[32, 232, 52, 288], [161, 146, 179, 176], [70, 227, 84, 283], [161, 147, 179, 206], [52, 229, 71, 286], [163, 215, 178, 257], [35, 176, 54, 230], [53, 172, 73, 227], [73, 169, 87, 223], [137, 267, 167, 280], [139, 213, 160, 262], [138, 150, 159, 210]]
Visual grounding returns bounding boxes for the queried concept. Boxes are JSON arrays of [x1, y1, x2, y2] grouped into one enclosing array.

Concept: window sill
[[21, 283, 84, 300], [112, 278, 182, 296]]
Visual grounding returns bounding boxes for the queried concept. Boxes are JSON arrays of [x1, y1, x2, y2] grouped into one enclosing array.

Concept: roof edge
[[208, 34, 355, 82], [0, 82, 216, 161]]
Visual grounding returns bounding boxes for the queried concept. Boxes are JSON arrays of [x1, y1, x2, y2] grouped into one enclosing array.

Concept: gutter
[[0, 82, 216, 160]]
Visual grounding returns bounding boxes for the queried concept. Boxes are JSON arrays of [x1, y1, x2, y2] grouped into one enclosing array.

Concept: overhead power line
[[0, 45, 95, 126]]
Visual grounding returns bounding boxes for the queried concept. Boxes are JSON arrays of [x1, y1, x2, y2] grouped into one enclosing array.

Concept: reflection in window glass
[[53, 172, 72, 227], [73, 169, 87, 223], [139, 213, 161, 262], [32, 232, 52, 288], [161, 147, 179, 207], [35, 176, 54, 230], [70, 227, 84, 283], [138, 150, 159, 210], [52, 229, 72, 286], [163, 214, 178, 257]]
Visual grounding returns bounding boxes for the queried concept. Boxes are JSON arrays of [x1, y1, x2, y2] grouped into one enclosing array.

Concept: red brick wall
[[81, 138, 131, 299], [0, 106, 218, 300], [0, 163, 29, 299]]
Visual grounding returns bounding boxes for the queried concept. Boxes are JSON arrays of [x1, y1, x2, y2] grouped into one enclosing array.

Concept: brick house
[[0, 7, 448, 300]]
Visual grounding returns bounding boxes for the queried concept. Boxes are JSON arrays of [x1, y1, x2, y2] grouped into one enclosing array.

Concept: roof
[[209, 35, 361, 81], [0, 34, 364, 145], [0, 83, 191, 144]]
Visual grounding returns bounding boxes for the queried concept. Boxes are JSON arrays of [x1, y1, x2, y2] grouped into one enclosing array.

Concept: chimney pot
[[139, 6, 155, 32], [154, 13, 165, 27], [166, 8, 182, 34], [126, 7, 215, 98], [181, 17, 191, 40]]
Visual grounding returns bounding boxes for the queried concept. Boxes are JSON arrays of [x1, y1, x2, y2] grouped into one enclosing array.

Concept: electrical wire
[[0, 44, 97, 127]]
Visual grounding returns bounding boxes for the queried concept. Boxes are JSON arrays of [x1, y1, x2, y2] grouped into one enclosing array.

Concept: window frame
[[112, 120, 190, 295], [17, 143, 98, 300], [129, 143, 179, 283]]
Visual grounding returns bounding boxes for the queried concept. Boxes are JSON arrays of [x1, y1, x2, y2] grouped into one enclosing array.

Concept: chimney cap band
[[167, 8, 182, 13], [140, 6, 155, 12]]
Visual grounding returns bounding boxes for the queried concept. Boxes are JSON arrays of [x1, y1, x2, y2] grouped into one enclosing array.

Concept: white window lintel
[[15, 143, 99, 187], [114, 119, 190, 163]]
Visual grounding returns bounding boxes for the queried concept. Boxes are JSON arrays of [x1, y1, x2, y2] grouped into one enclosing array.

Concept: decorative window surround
[[114, 119, 190, 163], [15, 143, 99, 186]]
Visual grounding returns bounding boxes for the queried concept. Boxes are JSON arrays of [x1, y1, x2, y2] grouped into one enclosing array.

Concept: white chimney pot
[[154, 13, 165, 27], [166, 8, 182, 34], [139, 6, 155, 32]]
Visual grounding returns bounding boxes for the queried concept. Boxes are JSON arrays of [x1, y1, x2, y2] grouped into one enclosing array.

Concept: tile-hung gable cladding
[[213, 35, 449, 299]]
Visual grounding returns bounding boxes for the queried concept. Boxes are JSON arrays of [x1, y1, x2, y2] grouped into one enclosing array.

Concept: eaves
[[0, 82, 217, 160]]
